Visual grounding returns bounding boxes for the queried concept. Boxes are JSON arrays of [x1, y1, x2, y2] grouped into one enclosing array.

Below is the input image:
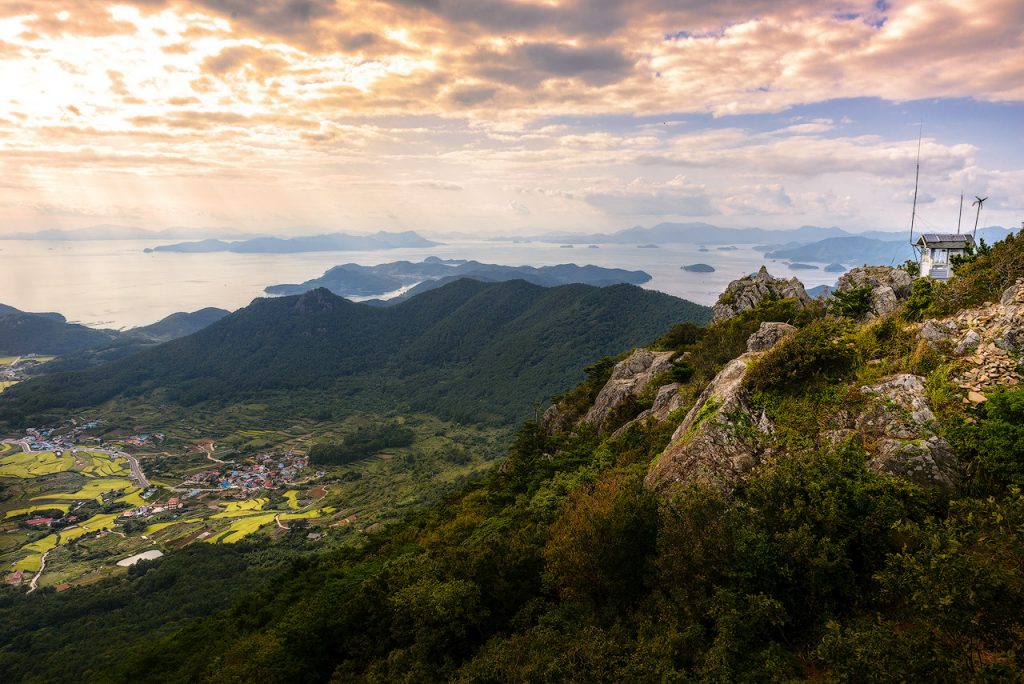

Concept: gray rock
[[953, 330, 982, 355], [646, 353, 771, 493], [611, 383, 684, 437], [995, 327, 1024, 353], [855, 374, 959, 490], [835, 266, 914, 319], [1001, 279, 1024, 307], [712, 266, 811, 322], [585, 348, 675, 429], [746, 322, 797, 353], [919, 319, 957, 345]]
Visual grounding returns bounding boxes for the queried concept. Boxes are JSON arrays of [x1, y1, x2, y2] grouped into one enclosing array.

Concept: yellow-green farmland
[[0, 450, 76, 478]]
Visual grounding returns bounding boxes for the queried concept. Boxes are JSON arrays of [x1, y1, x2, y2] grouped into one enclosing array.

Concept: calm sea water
[[0, 239, 839, 329]]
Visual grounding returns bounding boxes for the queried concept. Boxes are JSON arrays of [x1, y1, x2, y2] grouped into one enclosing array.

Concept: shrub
[[745, 318, 857, 393], [828, 286, 873, 319]]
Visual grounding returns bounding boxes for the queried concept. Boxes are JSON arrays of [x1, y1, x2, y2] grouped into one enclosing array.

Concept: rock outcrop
[[746, 322, 797, 352], [853, 374, 959, 490], [611, 382, 685, 438], [645, 324, 799, 493], [645, 352, 771, 493], [834, 266, 913, 319], [584, 348, 675, 428], [712, 266, 811, 322]]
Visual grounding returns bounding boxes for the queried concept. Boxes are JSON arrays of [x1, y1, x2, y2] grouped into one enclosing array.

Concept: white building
[[915, 233, 974, 281]]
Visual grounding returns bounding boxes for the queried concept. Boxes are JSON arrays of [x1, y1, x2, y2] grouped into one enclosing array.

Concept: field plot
[[74, 451, 129, 477], [213, 498, 268, 516], [4, 503, 71, 519], [32, 477, 133, 502], [0, 450, 76, 478], [0, 380, 17, 393], [284, 490, 301, 509]]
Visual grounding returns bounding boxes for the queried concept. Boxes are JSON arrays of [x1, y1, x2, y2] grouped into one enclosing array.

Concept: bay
[[0, 239, 840, 329]]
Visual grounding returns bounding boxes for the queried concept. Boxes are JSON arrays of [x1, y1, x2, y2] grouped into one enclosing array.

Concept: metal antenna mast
[[957, 191, 964, 234], [909, 122, 923, 250], [972, 196, 988, 239]]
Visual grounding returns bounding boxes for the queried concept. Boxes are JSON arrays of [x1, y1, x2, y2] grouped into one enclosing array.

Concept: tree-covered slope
[[0, 307, 118, 355], [5, 235, 1024, 683], [0, 279, 710, 425]]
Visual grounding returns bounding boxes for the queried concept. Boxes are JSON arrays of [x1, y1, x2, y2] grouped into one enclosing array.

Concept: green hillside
[[3, 234, 1024, 682], [0, 279, 710, 425]]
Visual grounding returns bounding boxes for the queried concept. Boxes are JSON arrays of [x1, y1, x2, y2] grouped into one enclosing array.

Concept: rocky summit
[[712, 265, 812, 322], [834, 265, 914, 319]]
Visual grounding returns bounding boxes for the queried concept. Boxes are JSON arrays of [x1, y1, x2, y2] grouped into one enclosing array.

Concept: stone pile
[[918, 278, 1024, 404]]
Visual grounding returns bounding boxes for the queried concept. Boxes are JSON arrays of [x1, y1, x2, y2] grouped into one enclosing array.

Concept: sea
[[0, 239, 840, 329]]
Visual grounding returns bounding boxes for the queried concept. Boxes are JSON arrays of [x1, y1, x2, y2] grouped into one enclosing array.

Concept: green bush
[[745, 318, 857, 393], [828, 285, 873, 319]]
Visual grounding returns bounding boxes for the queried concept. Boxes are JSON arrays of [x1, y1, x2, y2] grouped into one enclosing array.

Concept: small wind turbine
[[972, 195, 988, 238]]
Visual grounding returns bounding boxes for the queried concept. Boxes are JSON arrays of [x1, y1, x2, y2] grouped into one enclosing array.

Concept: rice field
[[14, 534, 58, 572], [4, 503, 71, 519], [0, 449, 128, 479], [0, 380, 17, 393], [284, 490, 301, 509], [0, 451, 76, 478], [206, 506, 336, 544], [143, 521, 181, 536], [205, 513, 278, 543], [211, 498, 268, 517], [75, 451, 129, 477], [32, 478, 133, 502]]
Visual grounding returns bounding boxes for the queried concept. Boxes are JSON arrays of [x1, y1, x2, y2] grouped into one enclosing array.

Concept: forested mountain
[[0, 306, 118, 355], [0, 305, 231, 362], [0, 279, 710, 425], [4, 233, 1024, 683], [127, 307, 231, 342]]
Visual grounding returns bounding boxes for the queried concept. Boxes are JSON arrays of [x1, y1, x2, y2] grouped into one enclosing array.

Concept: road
[[27, 549, 50, 594], [119, 451, 150, 488]]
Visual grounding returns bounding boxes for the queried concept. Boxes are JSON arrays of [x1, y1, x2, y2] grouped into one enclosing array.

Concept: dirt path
[[201, 442, 227, 464], [275, 514, 288, 530], [27, 550, 50, 594]]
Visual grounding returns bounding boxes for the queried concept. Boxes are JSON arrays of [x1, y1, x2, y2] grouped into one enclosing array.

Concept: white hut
[[915, 233, 974, 280]]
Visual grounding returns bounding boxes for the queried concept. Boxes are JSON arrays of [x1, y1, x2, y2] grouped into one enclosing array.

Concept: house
[[915, 233, 974, 280]]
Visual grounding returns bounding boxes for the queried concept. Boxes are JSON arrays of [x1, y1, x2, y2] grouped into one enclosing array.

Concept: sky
[[0, 0, 1022, 237]]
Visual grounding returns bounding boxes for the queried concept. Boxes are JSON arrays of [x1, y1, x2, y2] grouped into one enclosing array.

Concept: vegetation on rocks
[[2, 234, 1024, 682]]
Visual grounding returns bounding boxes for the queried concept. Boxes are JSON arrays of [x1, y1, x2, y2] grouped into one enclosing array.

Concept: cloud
[[509, 199, 530, 215], [583, 177, 718, 217]]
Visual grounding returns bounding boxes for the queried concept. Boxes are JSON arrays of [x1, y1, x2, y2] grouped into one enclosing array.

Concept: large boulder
[[850, 374, 959, 490], [645, 352, 772, 493], [713, 266, 811, 322], [834, 266, 913, 320], [746, 322, 797, 352], [584, 348, 675, 429]]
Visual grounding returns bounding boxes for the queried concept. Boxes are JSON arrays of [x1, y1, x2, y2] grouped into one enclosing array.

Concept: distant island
[[145, 231, 438, 254], [824, 263, 847, 273], [717, 246, 738, 251], [264, 258, 653, 300], [788, 262, 819, 270], [637, 244, 659, 249], [681, 263, 715, 273]]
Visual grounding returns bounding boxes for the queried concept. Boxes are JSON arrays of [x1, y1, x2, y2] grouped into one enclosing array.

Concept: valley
[[2, 410, 507, 591]]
